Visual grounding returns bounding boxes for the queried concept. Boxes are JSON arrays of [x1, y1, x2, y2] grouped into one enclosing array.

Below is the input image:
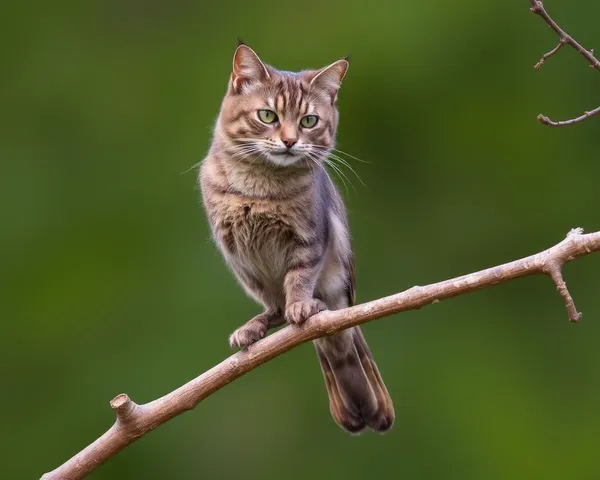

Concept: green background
[[2, 1, 600, 479]]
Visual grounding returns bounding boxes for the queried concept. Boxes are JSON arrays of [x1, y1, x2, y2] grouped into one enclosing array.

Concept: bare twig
[[538, 105, 600, 127], [530, 0, 600, 126], [40, 228, 600, 479], [534, 39, 565, 70]]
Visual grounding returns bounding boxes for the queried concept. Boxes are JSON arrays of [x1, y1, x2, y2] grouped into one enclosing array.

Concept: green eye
[[258, 109, 278, 124], [300, 115, 318, 128]]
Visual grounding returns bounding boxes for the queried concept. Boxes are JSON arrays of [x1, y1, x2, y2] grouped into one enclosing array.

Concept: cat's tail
[[314, 326, 394, 434]]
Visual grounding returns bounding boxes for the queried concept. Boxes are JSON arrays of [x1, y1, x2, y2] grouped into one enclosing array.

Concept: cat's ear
[[307, 58, 349, 101], [231, 43, 270, 94]]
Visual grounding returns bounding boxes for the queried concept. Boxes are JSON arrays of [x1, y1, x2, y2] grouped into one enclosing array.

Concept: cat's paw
[[229, 317, 268, 349], [285, 299, 327, 325]]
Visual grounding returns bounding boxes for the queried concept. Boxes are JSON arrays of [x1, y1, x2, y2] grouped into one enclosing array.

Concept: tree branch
[[41, 228, 600, 479], [530, 0, 600, 126], [538, 105, 600, 127]]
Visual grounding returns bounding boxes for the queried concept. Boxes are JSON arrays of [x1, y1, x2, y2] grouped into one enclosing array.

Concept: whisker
[[180, 161, 204, 175], [302, 149, 352, 193], [301, 144, 365, 189], [327, 154, 366, 187], [229, 148, 265, 168], [181, 139, 267, 175], [324, 158, 352, 193], [309, 144, 370, 164], [329, 147, 370, 164], [305, 152, 337, 192]]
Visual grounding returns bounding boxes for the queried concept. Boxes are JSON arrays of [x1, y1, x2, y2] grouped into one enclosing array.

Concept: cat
[[199, 41, 394, 433]]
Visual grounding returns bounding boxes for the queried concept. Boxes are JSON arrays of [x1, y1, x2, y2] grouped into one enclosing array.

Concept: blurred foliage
[[2, 0, 600, 479]]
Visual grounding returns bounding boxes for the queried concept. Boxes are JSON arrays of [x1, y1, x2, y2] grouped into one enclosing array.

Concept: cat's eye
[[300, 115, 319, 129], [258, 109, 278, 124]]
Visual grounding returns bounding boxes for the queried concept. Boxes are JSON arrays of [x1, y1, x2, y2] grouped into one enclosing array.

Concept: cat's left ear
[[307, 58, 349, 102], [231, 43, 270, 94]]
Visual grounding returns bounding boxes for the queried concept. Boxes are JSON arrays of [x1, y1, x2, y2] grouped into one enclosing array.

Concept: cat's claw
[[229, 318, 268, 349], [285, 299, 327, 325]]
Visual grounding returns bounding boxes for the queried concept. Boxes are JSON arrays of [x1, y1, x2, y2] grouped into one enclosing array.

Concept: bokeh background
[[2, 1, 600, 478]]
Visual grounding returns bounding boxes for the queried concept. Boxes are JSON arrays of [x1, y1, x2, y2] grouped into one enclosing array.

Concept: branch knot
[[110, 394, 144, 436]]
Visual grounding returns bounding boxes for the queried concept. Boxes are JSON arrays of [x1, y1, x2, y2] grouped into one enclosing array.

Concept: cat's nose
[[282, 138, 297, 149]]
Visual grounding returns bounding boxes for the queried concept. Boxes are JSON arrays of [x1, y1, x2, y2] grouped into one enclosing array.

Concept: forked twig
[[530, 0, 600, 126]]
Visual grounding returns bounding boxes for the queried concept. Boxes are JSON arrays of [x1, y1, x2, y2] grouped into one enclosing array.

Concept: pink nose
[[282, 138, 297, 149]]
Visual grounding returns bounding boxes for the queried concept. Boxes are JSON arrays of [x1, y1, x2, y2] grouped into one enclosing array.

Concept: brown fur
[[199, 43, 394, 433]]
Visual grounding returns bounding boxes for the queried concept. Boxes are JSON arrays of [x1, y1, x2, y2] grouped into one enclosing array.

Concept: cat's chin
[[264, 152, 305, 167]]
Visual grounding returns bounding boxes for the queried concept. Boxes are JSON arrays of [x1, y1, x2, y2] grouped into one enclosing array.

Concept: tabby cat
[[199, 42, 394, 433]]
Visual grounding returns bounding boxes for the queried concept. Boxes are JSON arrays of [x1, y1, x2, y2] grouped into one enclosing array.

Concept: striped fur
[[199, 43, 394, 434]]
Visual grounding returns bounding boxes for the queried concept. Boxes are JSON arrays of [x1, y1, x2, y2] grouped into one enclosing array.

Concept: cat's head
[[216, 42, 348, 168]]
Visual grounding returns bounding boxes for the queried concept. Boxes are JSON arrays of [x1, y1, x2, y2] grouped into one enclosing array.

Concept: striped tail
[[314, 326, 394, 434]]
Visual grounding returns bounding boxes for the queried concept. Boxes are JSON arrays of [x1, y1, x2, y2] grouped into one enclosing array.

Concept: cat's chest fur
[[229, 200, 293, 250], [201, 156, 317, 281], [214, 195, 308, 279]]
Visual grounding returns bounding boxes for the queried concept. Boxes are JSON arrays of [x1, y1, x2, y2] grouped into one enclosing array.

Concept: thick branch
[[530, 0, 600, 126], [41, 228, 600, 479]]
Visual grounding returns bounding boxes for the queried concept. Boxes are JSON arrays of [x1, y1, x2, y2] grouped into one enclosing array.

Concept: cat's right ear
[[231, 43, 270, 94]]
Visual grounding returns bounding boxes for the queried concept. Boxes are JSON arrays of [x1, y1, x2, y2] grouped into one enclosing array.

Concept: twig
[[530, 0, 600, 126], [538, 105, 600, 127], [534, 39, 565, 70], [40, 228, 600, 479]]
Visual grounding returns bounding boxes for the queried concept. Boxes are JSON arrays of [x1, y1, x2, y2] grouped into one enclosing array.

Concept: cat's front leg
[[283, 247, 327, 325], [229, 309, 282, 349]]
